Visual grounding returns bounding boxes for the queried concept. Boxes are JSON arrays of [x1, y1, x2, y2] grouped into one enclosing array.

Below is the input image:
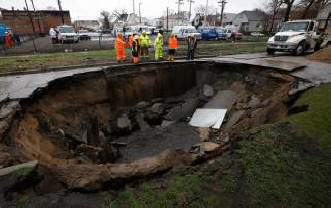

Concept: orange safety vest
[[169, 37, 177, 49], [115, 37, 126, 60], [130, 34, 134, 48]]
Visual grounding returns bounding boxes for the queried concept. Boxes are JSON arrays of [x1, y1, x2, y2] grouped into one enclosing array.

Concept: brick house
[[0, 8, 71, 35]]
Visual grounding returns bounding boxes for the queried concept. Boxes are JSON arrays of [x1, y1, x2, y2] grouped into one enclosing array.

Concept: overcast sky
[[0, 0, 263, 20]]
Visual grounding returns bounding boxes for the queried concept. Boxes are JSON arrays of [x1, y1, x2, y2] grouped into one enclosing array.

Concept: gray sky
[[0, 0, 263, 20]]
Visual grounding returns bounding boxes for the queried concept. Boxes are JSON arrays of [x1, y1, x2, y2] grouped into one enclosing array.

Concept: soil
[[307, 46, 331, 63], [0, 62, 302, 206]]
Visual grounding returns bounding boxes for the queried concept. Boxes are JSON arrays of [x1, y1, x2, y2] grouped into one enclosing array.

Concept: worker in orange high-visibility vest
[[115, 33, 126, 63], [167, 33, 177, 61], [129, 31, 137, 49]]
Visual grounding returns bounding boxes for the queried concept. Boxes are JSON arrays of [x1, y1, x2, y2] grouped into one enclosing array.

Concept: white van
[[172, 26, 201, 40]]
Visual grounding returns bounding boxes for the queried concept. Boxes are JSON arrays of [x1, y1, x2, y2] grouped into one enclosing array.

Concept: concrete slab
[[204, 90, 236, 109]]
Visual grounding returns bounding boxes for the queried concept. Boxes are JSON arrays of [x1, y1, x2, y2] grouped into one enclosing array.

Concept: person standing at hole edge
[[187, 34, 197, 60], [132, 34, 141, 64], [5, 32, 14, 49], [139, 31, 151, 62], [167, 33, 177, 61], [154, 30, 164, 61], [114, 33, 126, 63]]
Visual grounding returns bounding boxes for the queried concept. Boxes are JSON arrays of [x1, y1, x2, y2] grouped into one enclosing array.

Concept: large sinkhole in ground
[[8, 62, 295, 167]]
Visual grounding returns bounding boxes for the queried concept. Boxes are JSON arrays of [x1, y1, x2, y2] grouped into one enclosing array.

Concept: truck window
[[309, 22, 314, 31]]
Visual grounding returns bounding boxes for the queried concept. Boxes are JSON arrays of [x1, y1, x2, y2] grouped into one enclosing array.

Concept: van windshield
[[59, 27, 75, 33], [281, 22, 309, 32]]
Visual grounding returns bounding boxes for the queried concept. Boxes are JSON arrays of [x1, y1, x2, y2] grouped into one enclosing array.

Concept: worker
[[167, 33, 177, 61], [139, 31, 151, 61], [114, 33, 126, 63], [129, 31, 137, 49], [154, 30, 164, 61], [5, 32, 14, 49], [132, 35, 140, 64], [187, 34, 197, 60], [49, 28, 57, 44]]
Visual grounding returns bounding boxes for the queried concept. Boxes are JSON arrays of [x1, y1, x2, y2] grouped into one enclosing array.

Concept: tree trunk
[[284, 1, 293, 22], [302, 0, 315, 19]]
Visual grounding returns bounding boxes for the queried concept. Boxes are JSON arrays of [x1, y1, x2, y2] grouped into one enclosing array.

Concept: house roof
[[241, 10, 264, 21], [223, 13, 236, 22]]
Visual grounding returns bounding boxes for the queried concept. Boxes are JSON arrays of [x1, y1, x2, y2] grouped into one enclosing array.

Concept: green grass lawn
[[102, 84, 331, 208], [0, 42, 266, 74]]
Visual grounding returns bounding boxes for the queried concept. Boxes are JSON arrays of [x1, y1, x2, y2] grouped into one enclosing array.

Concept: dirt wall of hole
[[8, 63, 198, 166]]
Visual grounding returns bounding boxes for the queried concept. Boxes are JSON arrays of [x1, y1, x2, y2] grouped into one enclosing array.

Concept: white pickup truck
[[57, 25, 79, 44], [267, 20, 321, 55]]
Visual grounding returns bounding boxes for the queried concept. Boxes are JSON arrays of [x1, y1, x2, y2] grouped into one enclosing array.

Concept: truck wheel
[[294, 41, 305, 56], [266, 48, 275, 55]]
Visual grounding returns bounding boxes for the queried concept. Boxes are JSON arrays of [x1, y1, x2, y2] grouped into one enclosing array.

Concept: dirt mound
[[307, 46, 331, 63]]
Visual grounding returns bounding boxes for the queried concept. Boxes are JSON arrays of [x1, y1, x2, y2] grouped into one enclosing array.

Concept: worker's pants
[[155, 47, 163, 60], [187, 49, 195, 60]]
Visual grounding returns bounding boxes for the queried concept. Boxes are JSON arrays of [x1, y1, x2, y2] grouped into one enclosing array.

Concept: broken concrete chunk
[[202, 84, 214, 97], [135, 113, 151, 131], [165, 106, 182, 121], [117, 114, 132, 130], [161, 120, 175, 128], [151, 103, 165, 114], [136, 101, 150, 109], [0, 101, 21, 120], [181, 98, 199, 118], [0, 160, 38, 177], [225, 110, 245, 129], [189, 108, 227, 129], [204, 90, 236, 109]]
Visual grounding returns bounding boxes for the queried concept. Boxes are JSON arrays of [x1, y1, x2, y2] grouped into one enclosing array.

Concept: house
[[73, 20, 99, 31], [232, 10, 265, 34], [221, 13, 236, 27], [0, 7, 71, 35]]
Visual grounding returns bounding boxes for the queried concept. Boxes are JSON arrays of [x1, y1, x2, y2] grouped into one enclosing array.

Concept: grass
[[0, 42, 266, 74], [288, 83, 331, 154], [9, 167, 35, 179], [103, 84, 331, 208]]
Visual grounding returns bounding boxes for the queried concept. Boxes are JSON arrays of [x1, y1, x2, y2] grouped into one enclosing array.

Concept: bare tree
[[298, 0, 330, 18], [267, 0, 283, 32], [110, 9, 128, 22], [283, 0, 297, 21], [100, 11, 111, 29]]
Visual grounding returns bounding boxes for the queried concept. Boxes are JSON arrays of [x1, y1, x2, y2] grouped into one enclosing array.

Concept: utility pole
[[218, 0, 227, 27], [176, 0, 184, 21], [57, 0, 65, 25], [139, 2, 142, 24], [166, 7, 169, 32], [187, 0, 194, 21], [132, 0, 136, 15], [30, 0, 42, 35], [204, 0, 209, 26], [24, 0, 37, 52]]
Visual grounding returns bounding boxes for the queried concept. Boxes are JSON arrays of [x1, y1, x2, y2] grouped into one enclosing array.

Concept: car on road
[[251, 32, 264, 37], [57, 25, 79, 44], [77, 30, 91, 41], [267, 20, 321, 55], [172, 26, 202, 40], [197, 27, 226, 40]]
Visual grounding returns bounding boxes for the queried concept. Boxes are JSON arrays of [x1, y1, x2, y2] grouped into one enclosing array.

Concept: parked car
[[57, 25, 79, 44], [198, 27, 221, 40], [77, 30, 91, 40], [267, 20, 321, 55], [0, 23, 10, 44], [172, 26, 202, 40], [231, 32, 243, 40], [251, 32, 264, 37]]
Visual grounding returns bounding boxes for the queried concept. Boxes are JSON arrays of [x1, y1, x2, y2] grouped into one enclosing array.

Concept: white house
[[232, 10, 264, 33]]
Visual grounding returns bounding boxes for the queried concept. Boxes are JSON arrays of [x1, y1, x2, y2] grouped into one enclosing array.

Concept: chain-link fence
[[0, 32, 268, 57]]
